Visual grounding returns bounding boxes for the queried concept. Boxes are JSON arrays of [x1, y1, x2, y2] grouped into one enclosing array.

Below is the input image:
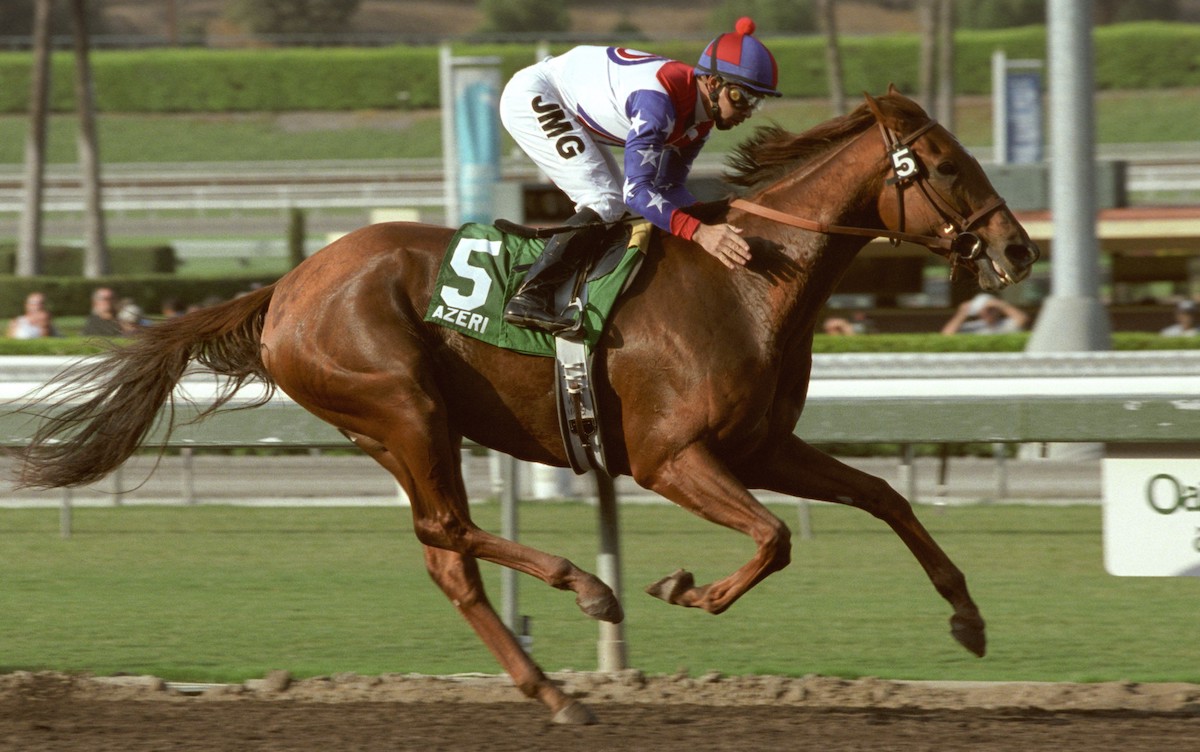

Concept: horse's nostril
[[1006, 243, 1040, 269]]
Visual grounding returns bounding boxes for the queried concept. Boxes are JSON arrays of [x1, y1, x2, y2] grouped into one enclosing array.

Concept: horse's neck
[[753, 128, 883, 229], [738, 129, 885, 338]]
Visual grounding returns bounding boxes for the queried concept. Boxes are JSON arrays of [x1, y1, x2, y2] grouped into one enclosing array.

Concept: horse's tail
[[15, 284, 278, 489]]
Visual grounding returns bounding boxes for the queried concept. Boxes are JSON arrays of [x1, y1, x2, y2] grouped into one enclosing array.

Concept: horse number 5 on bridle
[[12, 89, 1040, 724]]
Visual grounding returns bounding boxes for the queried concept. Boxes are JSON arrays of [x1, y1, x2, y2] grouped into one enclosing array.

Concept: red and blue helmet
[[696, 17, 782, 97]]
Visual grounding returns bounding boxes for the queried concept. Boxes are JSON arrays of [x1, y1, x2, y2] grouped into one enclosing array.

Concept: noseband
[[730, 110, 1007, 266], [877, 119, 1006, 262]]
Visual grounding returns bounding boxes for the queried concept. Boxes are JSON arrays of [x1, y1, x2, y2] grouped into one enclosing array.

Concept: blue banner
[[453, 68, 501, 225], [1005, 70, 1043, 164]]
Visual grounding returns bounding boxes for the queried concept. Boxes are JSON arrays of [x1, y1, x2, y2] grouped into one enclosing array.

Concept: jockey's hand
[[692, 223, 751, 269]]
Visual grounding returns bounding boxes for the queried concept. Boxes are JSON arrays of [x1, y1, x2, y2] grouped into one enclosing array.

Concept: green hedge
[[0, 336, 109, 355], [0, 45, 452, 113], [2, 326, 1197, 355], [1091, 22, 1200, 90], [0, 273, 277, 318], [0, 245, 175, 276], [0, 22, 1196, 113]]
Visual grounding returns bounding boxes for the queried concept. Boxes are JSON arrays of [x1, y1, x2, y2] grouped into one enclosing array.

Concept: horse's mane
[[724, 93, 926, 191]]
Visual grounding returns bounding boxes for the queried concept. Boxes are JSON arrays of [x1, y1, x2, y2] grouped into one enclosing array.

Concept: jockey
[[498, 17, 782, 334]]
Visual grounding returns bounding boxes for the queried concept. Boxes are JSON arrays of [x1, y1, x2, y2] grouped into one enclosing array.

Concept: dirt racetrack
[[4, 671, 1200, 751]]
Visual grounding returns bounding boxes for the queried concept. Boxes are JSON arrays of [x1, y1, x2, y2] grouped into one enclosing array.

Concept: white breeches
[[499, 65, 627, 222]]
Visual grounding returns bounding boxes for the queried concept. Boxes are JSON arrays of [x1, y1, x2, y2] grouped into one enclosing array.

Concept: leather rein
[[729, 112, 1007, 266]]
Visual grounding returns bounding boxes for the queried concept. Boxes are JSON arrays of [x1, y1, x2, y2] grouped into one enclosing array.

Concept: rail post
[[594, 469, 628, 671]]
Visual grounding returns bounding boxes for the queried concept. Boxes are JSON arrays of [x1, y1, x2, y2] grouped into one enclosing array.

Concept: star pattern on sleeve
[[631, 109, 674, 139], [637, 146, 661, 167], [619, 88, 703, 236]]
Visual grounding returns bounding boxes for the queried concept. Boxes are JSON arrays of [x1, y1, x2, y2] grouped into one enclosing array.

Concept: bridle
[[730, 104, 1007, 270]]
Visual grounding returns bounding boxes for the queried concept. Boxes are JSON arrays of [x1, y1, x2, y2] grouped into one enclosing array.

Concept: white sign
[[1103, 457, 1200, 576]]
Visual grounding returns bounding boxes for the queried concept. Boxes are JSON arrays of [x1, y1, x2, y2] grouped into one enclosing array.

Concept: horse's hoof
[[950, 613, 987, 657], [552, 700, 598, 725], [645, 568, 695, 606], [577, 591, 624, 623]]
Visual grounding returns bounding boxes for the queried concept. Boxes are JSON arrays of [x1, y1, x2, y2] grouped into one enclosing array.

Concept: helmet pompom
[[695, 15, 780, 97]]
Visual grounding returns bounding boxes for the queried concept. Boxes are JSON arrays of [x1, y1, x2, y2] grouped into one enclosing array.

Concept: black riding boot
[[503, 208, 603, 334]]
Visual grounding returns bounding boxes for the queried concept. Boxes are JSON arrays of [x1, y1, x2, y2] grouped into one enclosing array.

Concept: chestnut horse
[[15, 91, 1038, 723]]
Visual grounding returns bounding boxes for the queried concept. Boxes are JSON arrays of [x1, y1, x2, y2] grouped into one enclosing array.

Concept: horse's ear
[[862, 91, 886, 121], [887, 82, 901, 96]]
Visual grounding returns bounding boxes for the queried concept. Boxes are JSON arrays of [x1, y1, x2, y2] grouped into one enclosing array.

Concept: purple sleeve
[[620, 89, 703, 234]]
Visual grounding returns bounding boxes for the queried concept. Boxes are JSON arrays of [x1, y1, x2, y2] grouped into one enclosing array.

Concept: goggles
[[726, 84, 764, 112]]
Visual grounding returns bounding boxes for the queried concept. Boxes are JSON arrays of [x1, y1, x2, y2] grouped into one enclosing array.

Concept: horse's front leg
[[346, 428, 602, 724], [744, 433, 986, 657], [637, 442, 792, 615]]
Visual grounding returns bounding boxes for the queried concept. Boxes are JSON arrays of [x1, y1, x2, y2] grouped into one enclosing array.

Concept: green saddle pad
[[424, 221, 647, 357]]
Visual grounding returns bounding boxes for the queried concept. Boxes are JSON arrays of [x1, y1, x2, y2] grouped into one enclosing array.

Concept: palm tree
[[918, 0, 955, 130], [817, 0, 846, 115], [71, 0, 109, 277], [17, 0, 51, 277]]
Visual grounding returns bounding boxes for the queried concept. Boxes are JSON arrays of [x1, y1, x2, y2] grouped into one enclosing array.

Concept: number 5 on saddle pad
[[424, 221, 650, 356]]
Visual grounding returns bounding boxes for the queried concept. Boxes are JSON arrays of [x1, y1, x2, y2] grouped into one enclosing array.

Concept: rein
[[730, 108, 1007, 265], [729, 198, 961, 252]]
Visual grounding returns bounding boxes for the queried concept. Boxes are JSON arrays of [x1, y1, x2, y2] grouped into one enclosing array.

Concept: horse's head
[[863, 87, 1040, 291]]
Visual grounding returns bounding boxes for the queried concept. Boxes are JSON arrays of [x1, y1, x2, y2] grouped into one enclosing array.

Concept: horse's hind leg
[[347, 429, 621, 623], [422, 545, 595, 724], [346, 430, 598, 723], [747, 434, 986, 657]]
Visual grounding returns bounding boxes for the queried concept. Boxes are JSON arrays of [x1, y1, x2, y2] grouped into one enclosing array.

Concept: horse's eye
[[936, 160, 959, 177]]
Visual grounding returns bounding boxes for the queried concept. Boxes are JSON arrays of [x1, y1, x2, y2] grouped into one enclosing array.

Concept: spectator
[[941, 293, 1029, 335], [6, 291, 59, 339], [159, 297, 185, 319], [81, 286, 123, 337], [1160, 299, 1198, 337], [823, 310, 876, 336], [117, 298, 149, 335], [187, 294, 224, 314]]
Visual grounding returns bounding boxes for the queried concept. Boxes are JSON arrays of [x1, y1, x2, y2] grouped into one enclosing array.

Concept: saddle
[[496, 216, 638, 340], [496, 217, 641, 474], [424, 219, 653, 475]]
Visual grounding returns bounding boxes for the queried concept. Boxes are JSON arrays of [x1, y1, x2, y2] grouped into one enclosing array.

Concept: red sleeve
[[669, 210, 701, 241]]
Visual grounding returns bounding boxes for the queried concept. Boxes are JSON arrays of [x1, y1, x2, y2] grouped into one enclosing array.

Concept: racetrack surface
[[3, 671, 1198, 751]]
